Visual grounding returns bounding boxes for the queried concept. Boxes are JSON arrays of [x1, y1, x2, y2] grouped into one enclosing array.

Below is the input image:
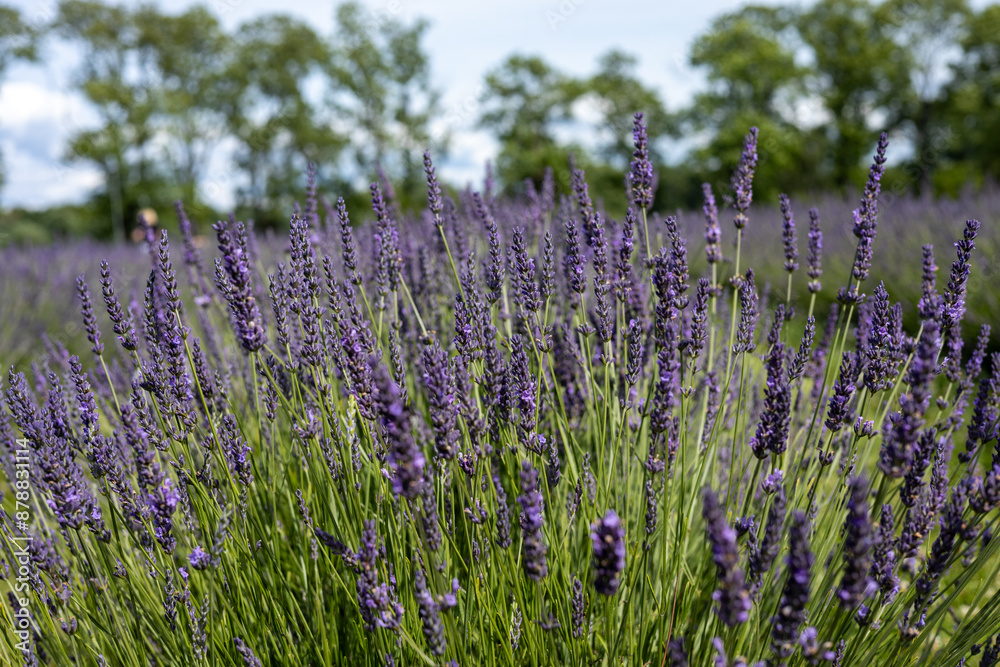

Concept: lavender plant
[[1, 121, 999, 667]]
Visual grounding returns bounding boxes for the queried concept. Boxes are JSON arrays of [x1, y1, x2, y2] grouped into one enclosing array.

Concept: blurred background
[[0, 0, 997, 244]]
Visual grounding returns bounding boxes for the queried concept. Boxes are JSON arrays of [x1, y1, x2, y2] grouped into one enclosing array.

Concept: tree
[[684, 5, 819, 201], [881, 0, 971, 192], [798, 0, 913, 186], [221, 14, 344, 225], [585, 50, 670, 166], [132, 4, 230, 207], [688, 5, 805, 127], [328, 2, 441, 205], [0, 4, 39, 196], [941, 4, 1000, 186], [54, 0, 160, 241], [478, 55, 581, 191]]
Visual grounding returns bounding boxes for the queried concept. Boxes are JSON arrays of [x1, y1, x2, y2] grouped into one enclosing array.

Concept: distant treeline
[[0, 0, 998, 243]]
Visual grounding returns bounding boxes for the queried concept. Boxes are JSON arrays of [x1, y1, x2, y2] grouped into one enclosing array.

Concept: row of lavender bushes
[[1, 116, 999, 665]]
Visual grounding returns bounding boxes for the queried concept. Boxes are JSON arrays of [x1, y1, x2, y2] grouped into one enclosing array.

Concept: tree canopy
[[1, 0, 999, 243]]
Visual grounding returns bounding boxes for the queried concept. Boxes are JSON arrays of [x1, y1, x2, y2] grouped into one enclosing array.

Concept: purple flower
[[663, 215, 690, 310], [220, 414, 253, 487], [870, 503, 899, 604], [421, 342, 460, 461], [864, 282, 900, 392], [825, 352, 861, 433], [732, 127, 759, 231], [336, 197, 361, 286], [630, 112, 654, 209], [749, 342, 791, 458], [423, 150, 444, 220], [371, 182, 402, 302], [354, 520, 404, 631], [806, 209, 822, 293], [415, 567, 446, 655], [493, 472, 512, 549], [966, 353, 1000, 461], [837, 477, 874, 609], [68, 355, 99, 444], [942, 219, 981, 381], [917, 244, 939, 321], [788, 316, 816, 383], [233, 637, 262, 667], [188, 546, 212, 570], [845, 133, 888, 296], [76, 275, 104, 356], [906, 479, 970, 631], [518, 460, 548, 581], [99, 260, 139, 351], [702, 487, 751, 626], [771, 510, 812, 659], [779, 194, 798, 272], [375, 363, 424, 499], [571, 576, 586, 638], [688, 279, 711, 361], [6, 370, 106, 537], [508, 334, 537, 433], [878, 318, 940, 478], [616, 208, 637, 303], [734, 268, 759, 354], [591, 509, 625, 595], [703, 183, 722, 264], [748, 485, 786, 589], [762, 470, 784, 495], [592, 215, 614, 345], [147, 478, 180, 553], [213, 220, 266, 352], [563, 218, 587, 302], [900, 430, 936, 508], [511, 226, 541, 314]]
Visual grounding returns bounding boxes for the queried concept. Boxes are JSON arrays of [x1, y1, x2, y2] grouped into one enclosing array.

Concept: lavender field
[[1, 121, 1000, 666]]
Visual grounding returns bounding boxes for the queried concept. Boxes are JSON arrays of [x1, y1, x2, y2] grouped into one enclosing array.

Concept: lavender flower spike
[[771, 510, 812, 660], [100, 260, 139, 351], [732, 127, 759, 231], [518, 460, 549, 581], [845, 132, 888, 297], [591, 509, 625, 595], [878, 318, 939, 478], [825, 352, 860, 433], [421, 342, 460, 461], [806, 208, 823, 293], [630, 112, 654, 210], [214, 219, 266, 352], [374, 363, 424, 499], [702, 487, 752, 626], [415, 567, 446, 655], [779, 194, 798, 272], [77, 275, 103, 355], [703, 183, 722, 265], [837, 477, 874, 609], [734, 268, 758, 354], [423, 150, 444, 221], [749, 342, 791, 458]]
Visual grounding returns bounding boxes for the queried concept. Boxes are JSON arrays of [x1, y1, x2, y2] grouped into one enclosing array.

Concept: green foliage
[[329, 2, 442, 208]]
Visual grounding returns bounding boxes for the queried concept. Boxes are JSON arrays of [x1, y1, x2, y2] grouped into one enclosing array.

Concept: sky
[[0, 0, 789, 209]]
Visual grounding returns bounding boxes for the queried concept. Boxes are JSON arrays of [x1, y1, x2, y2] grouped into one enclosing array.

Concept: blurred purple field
[[5, 184, 996, 369]]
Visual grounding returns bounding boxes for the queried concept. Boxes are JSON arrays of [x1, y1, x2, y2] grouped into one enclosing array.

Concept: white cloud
[[0, 80, 103, 207]]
